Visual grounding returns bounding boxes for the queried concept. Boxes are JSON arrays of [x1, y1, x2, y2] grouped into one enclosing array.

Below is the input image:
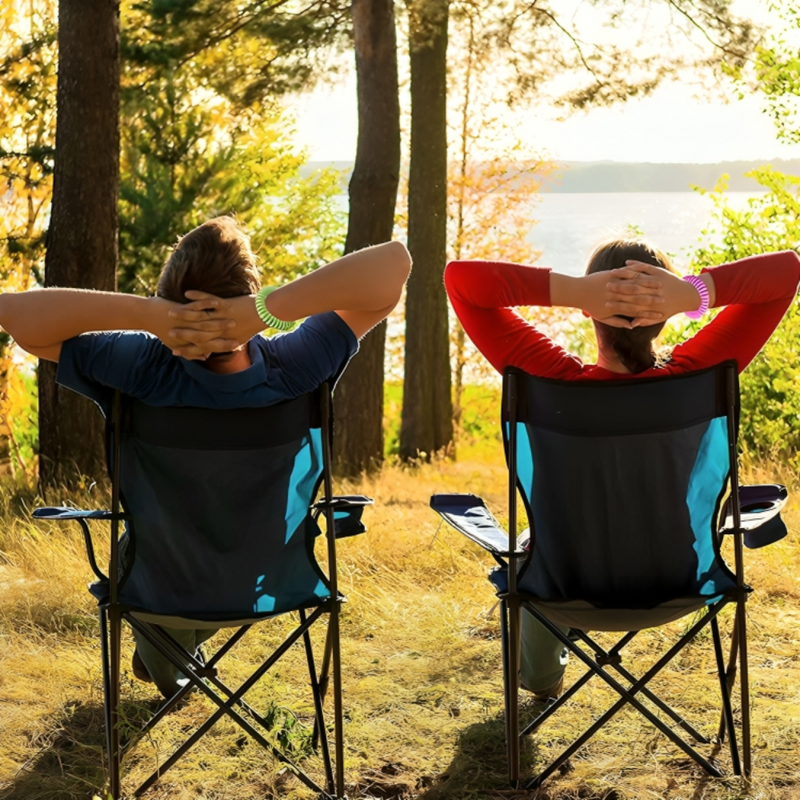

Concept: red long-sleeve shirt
[[444, 251, 800, 379]]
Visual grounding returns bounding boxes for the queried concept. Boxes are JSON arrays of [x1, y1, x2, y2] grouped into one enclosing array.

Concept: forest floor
[[0, 455, 798, 800]]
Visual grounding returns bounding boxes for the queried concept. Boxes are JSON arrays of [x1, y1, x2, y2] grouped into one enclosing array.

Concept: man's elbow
[[382, 240, 412, 301], [386, 240, 412, 278]]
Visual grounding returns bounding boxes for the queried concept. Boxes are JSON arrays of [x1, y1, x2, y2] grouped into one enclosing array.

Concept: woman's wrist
[[549, 272, 583, 309]]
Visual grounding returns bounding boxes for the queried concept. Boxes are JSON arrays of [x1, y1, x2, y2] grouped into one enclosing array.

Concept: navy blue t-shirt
[[57, 311, 358, 413]]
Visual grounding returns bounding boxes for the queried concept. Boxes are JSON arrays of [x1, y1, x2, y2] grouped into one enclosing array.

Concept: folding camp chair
[[431, 362, 788, 789], [34, 384, 371, 799]]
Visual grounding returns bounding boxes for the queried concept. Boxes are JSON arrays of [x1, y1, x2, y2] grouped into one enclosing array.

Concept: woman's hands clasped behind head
[[582, 262, 666, 328], [608, 260, 714, 324]]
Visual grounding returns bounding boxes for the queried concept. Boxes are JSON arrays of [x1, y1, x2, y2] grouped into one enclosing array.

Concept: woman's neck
[[596, 349, 631, 374]]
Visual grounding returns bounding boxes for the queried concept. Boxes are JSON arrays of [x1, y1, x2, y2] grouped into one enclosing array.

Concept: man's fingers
[[171, 344, 207, 360], [168, 318, 235, 332], [169, 327, 241, 347], [183, 290, 219, 302]]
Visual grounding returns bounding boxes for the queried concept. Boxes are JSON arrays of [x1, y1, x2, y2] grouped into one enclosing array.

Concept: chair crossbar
[[125, 606, 333, 798], [122, 624, 255, 751], [710, 614, 742, 774], [519, 599, 733, 790], [519, 627, 707, 744], [562, 628, 709, 743]]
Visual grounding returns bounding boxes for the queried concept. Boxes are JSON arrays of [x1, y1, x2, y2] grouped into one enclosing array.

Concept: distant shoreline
[[303, 159, 800, 193]]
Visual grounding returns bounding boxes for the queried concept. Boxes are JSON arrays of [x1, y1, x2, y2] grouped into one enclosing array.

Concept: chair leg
[[300, 610, 334, 791], [736, 600, 752, 778], [717, 620, 739, 743], [312, 623, 334, 750], [329, 602, 346, 799], [101, 606, 122, 800], [99, 607, 119, 800], [500, 599, 521, 788], [711, 615, 741, 775]]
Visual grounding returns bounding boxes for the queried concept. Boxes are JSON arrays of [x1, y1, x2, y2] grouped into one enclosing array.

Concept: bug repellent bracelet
[[255, 286, 296, 332], [682, 275, 710, 320]]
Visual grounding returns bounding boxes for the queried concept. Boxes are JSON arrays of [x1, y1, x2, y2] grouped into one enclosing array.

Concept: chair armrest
[[313, 495, 373, 539], [719, 484, 789, 549], [33, 506, 123, 581], [33, 506, 127, 521], [430, 493, 524, 555]]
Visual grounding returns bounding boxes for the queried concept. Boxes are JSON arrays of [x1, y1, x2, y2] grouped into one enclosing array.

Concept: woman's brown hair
[[157, 216, 261, 303], [585, 239, 675, 374]]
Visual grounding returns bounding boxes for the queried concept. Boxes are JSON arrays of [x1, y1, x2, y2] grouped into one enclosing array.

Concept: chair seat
[[88, 579, 334, 627]]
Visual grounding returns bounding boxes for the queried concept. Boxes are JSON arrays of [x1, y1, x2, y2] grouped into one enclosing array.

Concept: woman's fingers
[[607, 275, 662, 293], [623, 260, 664, 274], [605, 299, 665, 320], [599, 315, 633, 329], [607, 281, 664, 300]]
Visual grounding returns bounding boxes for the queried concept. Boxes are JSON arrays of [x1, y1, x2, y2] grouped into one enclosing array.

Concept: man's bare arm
[[169, 241, 412, 352], [0, 289, 238, 362]]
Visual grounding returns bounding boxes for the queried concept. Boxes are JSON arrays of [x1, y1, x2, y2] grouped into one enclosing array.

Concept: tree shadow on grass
[[0, 695, 162, 800]]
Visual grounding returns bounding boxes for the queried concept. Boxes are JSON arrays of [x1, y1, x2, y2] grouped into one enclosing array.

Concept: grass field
[[0, 452, 798, 800]]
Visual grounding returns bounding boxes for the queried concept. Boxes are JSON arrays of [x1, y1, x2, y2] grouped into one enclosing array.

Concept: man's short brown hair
[[157, 216, 261, 303]]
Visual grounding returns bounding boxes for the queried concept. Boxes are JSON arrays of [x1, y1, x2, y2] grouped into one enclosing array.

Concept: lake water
[[529, 191, 757, 275]]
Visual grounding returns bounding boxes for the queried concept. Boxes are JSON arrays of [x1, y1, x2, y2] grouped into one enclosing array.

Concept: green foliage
[[690, 171, 800, 464], [118, 72, 346, 293], [122, 0, 350, 106], [743, 2, 800, 144], [117, 0, 348, 294]]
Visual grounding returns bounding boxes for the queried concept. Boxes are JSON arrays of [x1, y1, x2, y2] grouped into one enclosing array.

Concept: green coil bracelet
[[255, 286, 296, 332]]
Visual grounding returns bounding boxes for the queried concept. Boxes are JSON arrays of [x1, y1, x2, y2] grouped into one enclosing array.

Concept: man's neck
[[204, 346, 252, 375]]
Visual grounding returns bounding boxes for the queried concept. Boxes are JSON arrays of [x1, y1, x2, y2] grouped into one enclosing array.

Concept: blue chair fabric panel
[[115, 394, 331, 621]]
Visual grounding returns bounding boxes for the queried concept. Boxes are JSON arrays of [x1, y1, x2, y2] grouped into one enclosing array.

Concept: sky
[[292, 0, 800, 166], [293, 80, 800, 165]]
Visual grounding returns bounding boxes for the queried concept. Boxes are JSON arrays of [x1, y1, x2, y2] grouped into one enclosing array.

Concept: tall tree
[[398, 0, 758, 460], [39, 0, 120, 486], [333, 0, 401, 475], [399, 0, 452, 461]]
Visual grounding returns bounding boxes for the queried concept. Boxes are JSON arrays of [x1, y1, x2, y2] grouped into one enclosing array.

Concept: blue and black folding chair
[[34, 384, 371, 799], [431, 362, 788, 789]]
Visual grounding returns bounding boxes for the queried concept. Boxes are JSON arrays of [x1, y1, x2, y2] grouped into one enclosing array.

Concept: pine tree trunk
[[333, 0, 401, 476], [39, 0, 120, 488], [400, 0, 453, 460]]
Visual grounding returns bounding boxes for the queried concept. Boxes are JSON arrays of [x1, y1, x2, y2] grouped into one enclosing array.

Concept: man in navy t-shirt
[[0, 216, 411, 697]]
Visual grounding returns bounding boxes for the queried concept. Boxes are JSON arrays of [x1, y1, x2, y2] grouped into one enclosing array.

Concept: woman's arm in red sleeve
[[444, 260, 585, 378], [670, 250, 800, 373]]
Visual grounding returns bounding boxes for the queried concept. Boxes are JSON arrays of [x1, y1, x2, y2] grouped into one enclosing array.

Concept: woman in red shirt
[[445, 240, 800, 697]]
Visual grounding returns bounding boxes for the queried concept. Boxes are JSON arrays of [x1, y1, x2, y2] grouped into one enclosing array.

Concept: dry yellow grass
[[0, 457, 798, 800]]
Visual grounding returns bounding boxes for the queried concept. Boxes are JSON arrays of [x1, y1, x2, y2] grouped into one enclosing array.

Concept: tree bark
[[333, 0, 401, 476], [39, 0, 120, 488], [399, 0, 452, 460]]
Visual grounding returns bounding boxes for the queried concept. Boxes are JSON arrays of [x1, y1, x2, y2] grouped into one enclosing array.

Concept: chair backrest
[[502, 363, 740, 609], [107, 388, 334, 621]]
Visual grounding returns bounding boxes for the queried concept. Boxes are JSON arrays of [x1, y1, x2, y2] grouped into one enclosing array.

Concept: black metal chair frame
[[433, 362, 788, 790], [36, 384, 367, 800]]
